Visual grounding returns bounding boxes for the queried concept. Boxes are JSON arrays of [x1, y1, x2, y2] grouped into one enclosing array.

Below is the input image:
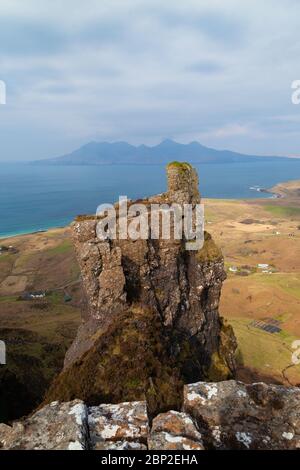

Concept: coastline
[[0, 225, 68, 241], [1, 178, 299, 242]]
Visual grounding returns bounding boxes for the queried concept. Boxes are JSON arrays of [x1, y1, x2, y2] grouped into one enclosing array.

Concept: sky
[[0, 0, 300, 161]]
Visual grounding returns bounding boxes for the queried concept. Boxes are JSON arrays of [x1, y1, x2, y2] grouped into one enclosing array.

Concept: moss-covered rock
[[167, 161, 193, 173], [206, 318, 237, 381], [197, 231, 223, 263], [43, 306, 183, 418]]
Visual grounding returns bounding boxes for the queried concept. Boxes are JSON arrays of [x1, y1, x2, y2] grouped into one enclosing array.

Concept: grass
[[46, 240, 72, 255], [0, 295, 18, 303], [254, 273, 300, 300], [0, 254, 12, 263], [204, 207, 218, 223], [47, 291, 63, 304], [13, 253, 32, 269], [0, 325, 77, 423], [264, 205, 300, 218], [230, 317, 300, 380]]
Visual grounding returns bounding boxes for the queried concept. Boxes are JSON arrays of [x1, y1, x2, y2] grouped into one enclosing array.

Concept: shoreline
[[1, 179, 299, 242], [2, 177, 300, 242], [0, 225, 67, 241]]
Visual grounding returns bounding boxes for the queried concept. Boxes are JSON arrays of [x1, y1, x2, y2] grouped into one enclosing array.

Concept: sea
[[1, 159, 300, 239]]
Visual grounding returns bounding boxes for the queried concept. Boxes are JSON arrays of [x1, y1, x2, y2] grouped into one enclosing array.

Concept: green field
[[231, 317, 300, 384]]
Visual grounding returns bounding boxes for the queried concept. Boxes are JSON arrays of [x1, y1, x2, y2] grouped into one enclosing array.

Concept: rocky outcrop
[[0, 400, 89, 450], [43, 163, 236, 413], [1, 380, 299, 450], [184, 380, 300, 450]]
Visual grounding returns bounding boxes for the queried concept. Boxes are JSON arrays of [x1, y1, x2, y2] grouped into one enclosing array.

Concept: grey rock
[[0, 400, 88, 450], [88, 401, 148, 450], [183, 380, 300, 450], [1, 381, 300, 450]]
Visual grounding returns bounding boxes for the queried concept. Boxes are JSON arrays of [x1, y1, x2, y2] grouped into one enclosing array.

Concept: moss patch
[[43, 306, 183, 418], [207, 351, 231, 381], [167, 161, 192, 174], [196, 231, 223, 263]]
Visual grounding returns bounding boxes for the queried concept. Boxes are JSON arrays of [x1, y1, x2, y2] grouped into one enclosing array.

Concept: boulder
[[0, 400, 88, 450], [183, 380, 300, 450]]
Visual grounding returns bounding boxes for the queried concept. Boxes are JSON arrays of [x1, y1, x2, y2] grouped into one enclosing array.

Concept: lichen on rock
[[183, 380, 300, 450], [1, 380, 300, 450]]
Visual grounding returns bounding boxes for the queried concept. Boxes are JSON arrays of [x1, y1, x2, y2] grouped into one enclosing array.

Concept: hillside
[[32, 139, 288, 165]]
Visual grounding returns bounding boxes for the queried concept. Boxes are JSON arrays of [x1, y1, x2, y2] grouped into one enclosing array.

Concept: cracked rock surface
[[183, 380, 300, 450], [0, 400, 89, 450], [1, 381, 299, 450], [88, 401, 148, 450]]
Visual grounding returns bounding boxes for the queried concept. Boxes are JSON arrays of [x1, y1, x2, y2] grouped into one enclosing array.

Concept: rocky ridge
[[1, 380, 300, 450]]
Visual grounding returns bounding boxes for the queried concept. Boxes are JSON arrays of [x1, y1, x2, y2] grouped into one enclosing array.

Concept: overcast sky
[[0, 0, 300, 161]]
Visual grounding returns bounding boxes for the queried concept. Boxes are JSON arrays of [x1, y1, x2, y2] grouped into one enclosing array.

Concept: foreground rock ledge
[[1, 381, 299, 450]]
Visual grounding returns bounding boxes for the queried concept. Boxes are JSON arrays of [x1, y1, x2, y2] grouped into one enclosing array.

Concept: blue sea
[[1, 160, 300, 239]]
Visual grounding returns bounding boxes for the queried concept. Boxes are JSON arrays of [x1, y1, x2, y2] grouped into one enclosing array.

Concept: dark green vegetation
[[167, 161, 192, 171], [197, 232, 223, 263], [265, 205, 300, 218], [44, 306, 184, 419]]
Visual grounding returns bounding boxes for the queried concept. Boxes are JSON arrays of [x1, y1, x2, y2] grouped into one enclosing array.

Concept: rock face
[[0, 400, 89, 450], [88, 401, 148, 450], [1, 381, 299, 450], [44, 163, 236, 414], [183, 380, 300, 450]]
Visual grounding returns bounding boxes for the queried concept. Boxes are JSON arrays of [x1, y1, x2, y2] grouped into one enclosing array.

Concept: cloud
[[213, 124, 252, 138], [156, 9, 245, 46], [0, 0, 300, 160], [186, 60, 224, 74], [0, 18, 66, 55]]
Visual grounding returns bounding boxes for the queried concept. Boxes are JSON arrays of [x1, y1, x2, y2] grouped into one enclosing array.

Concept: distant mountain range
[[33, 139, 288, 165]]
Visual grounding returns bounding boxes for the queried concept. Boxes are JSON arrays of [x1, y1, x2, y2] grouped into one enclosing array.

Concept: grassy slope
[[205, 189, 300, 386]]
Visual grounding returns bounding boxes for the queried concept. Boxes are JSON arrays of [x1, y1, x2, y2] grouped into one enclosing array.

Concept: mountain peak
[[32, 140, 283, 166], [158, 138, 177, 146]]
